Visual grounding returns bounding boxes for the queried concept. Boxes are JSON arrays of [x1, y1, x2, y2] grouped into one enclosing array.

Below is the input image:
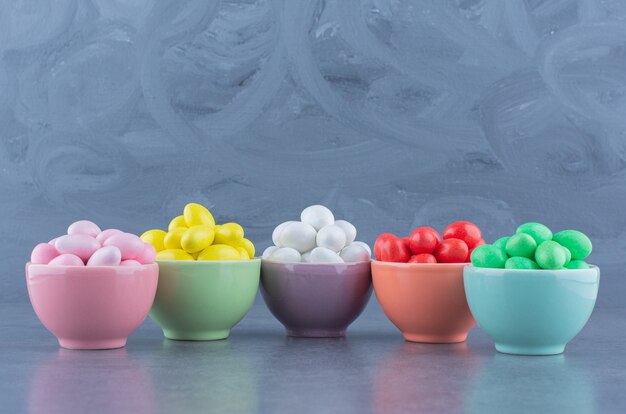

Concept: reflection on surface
[[466, 354, 596, 414], [373, 341, 482, 413], [28, 348, 155, 414]]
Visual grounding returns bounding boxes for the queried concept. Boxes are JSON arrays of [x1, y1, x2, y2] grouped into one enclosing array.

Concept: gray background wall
[[1, 0, 624, 305]]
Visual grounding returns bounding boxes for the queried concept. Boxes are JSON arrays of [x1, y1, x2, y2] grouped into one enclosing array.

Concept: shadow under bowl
[[464, 265, 600, 355], [150, 259, 260, 341], [260, 260, 372, 338], [372, 261, 475, 343], [26, 263, 159, 350]]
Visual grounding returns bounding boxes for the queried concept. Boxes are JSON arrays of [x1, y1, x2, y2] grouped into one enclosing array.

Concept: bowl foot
[[163, 329, 230, 341], [58, 338, 127, 350], [403, 332, 468, 344], [286, 328, 346, 338], [495, 343, 565, 356]]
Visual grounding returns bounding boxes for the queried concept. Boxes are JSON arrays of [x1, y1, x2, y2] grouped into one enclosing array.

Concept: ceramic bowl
[[26, 263, 158, 350], [464, 265, 600, 355], [150, 259, 260, 341], [260, 260, 372, 337], [372, 261, 475, 343]]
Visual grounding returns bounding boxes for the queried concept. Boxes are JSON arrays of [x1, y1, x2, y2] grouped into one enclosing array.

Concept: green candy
[[505, 256, 540, 269], [535, 241, 566, 269], [516, 222, 553, 245], [562, 246, 571, 265], [565, 260, 590, 269], [493, 237, 510, 253], [505, 233, 537, 258], [471, 244, 507, 268], [552, 230, 592, 260]]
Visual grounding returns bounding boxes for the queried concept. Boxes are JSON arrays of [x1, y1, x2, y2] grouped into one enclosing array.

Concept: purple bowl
[[260, 260, 372, 338]]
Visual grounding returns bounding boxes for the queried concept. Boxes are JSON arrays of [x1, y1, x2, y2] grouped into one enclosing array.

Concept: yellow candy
[[197, 244, 241, 261], [237, 247, 250, 260], [214, 222, 244, 246], [239, 238, 255, 258], [191, 251, 201, 260], [140, 229, 167, 252], [168, 215, 188, 232], [164, 228, 186, 250], [184, 203, 215, 227], [181, 225, 215, 253], [156, 249, 194, 261]]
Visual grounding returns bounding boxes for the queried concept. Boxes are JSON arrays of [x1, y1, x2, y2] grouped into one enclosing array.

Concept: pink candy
[[30, 220, 155, 267]]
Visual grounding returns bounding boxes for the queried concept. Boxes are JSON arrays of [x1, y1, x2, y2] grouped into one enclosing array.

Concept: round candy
[[49, 254, 84, 266], [339, 243, 370, 263], [334, 220, 357, 244], [470, 244, 507, 268], [262, 246, 279, 259], [279, 222, 317, 253], [184, 203, 215, 227], [272, 221, 295, 247], [268, 247, 301, 262], [156, 249, 194, 261], [443, 221, 482, 248], [408, 253, 437, 264], [505, 233, 537, 258], [516, 222, 552, 245], [350, 241, 371, 256], [135, 243, 157, 264], [565, 260, 590, 269], [103, 233, 144, 260], [87, 246, 122, 266], [493, 237, 510, 253], [505, 256, 539, 270], [408, 226, 440, 255], [309, 247, 344, 263], [434, 238, 468, 263], [316, 224, 347, 252], [96, 229, 124, 245], [374, 234, 411, 262], [31, 243, 59, 265], [535, 240, 566, 269], [214, 223, 244, 246], [163, 228, 186, 250], [197, 244, 240, 261], [55, 234, 100, 261], [181, 225, 215, 253], [140, 229, 167, 252], [120, 260, 142, 266], [239, 238, 255, 258], [67, 220, 101, 238], [466, 239, 486, 262], [168, 215, 188, 232], [552, 230, 592, 260], [237, 247, 250, 260], [300, 205, 334, 231]]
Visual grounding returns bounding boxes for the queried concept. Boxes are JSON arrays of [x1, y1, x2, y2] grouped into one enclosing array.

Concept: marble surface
[[2, 297, 625, 414]]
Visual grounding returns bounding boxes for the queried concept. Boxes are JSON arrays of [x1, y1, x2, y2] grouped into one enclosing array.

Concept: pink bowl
[[26, 263, 158, 350]]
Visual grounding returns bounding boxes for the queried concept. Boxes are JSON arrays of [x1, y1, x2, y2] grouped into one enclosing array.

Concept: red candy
[[434, 238, 469, 263], [408, 253, 437, 263], [374, 233, 411, 262], [443, 221, 482, 248], [408, 226, 441, 255]]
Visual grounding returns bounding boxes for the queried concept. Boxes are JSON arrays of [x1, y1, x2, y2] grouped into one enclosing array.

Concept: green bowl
[[150, 259, 260, 341]]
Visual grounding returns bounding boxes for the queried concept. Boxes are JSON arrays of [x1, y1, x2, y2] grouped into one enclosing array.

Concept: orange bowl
[[371, 261, 475, 343]]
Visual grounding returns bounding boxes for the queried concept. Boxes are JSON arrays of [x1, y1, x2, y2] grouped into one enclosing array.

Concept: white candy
[[316, 224, 347, 252], [269, 247, 301, 263], [340, 243, 371, 263], [262, 246, 279, 259], [87, 246, 122, 266], [301, 251, 312, 262], [309, 247, 344, 263], [334, 220, 356, 244], [350, 241, 372, 256], [272, 221, 295, 247], [300, 205, 334, 231], [278, 222, 317, 253]]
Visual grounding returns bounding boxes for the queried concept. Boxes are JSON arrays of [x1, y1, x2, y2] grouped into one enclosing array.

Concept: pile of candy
[[141, 203, 255, 261], [471, 222, 592, 269], [30, 221, 155, 266], [374, 221, 484, 263], [262, 205, 371, 263]]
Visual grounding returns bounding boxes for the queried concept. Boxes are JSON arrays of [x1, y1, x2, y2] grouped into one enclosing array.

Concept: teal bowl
[[464, 265, 599, 355]]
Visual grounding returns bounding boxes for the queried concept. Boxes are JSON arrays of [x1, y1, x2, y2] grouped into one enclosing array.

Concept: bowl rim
[[157, 258, 261, 265], [371, 260, 467, 269], [26, 262, 158, 270], [261, 258, 371, 266], [464, 264, 599, 274]]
